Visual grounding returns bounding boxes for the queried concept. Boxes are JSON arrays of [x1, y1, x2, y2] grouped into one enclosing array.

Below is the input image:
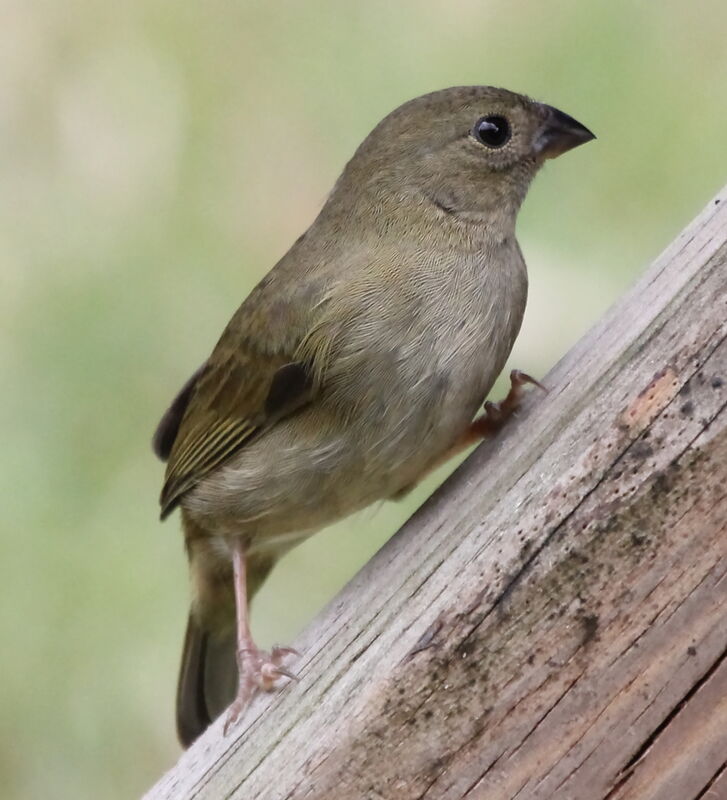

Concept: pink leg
[[223, 540, 298, 735], [391, 369, 546, 500], [470, 369, 547, 438], [435, 370, 546, 457]]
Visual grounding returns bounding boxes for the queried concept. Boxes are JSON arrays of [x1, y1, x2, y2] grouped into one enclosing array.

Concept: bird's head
[[333, 86, 595, 229]]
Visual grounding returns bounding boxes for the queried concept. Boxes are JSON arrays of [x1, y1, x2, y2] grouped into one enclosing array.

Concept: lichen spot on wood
[[618, 366, 679, 434]]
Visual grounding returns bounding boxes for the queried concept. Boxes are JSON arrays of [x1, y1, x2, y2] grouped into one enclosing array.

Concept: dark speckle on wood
[[630, 530, 647, 547], [630, 440, 654, 460], [579, 613, 600, 645]]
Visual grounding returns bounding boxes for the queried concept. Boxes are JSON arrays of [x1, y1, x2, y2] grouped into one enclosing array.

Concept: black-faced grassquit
[[153, 85, 594, 746]]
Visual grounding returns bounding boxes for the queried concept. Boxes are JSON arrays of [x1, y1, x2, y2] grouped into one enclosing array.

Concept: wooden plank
[[144, 188, 727, 800], [607, 654, 727, 800]]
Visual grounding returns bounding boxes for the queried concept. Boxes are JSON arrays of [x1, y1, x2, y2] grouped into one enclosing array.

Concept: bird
[[152, 85, 595, 747]]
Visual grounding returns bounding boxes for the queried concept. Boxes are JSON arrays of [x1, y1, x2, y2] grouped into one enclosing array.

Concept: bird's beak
[[534, 104, 596, 159]]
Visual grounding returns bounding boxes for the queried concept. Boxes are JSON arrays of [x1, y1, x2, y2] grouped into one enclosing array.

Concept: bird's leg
[[440, 368, 546, 456], [469, 369, 546, 439], [223, 539, 299, 735], [391, 370, 546, 500]]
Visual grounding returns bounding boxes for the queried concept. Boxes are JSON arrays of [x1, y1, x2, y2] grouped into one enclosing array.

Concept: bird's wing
[[152, 362, 208, 462], [158, 271, 332, 519]]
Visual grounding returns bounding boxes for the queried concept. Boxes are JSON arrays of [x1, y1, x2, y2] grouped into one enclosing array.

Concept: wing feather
[[159, 347, 321, 519]]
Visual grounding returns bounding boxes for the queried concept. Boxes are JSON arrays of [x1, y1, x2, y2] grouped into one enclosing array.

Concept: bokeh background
[[2, 0, 725, 797]]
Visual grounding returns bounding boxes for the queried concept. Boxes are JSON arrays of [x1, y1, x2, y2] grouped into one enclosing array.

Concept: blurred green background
[[2, 0, 725, 797]]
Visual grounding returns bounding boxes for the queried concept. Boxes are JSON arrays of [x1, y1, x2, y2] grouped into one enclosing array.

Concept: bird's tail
[[176, 614, 238, 749]]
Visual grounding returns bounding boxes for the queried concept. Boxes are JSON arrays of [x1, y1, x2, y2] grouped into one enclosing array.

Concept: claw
[[510, 369, 548, 393], [223, 689, 252, 735], [259, 661, 299, 687], [271, 645, 300, 660], [224, 643, 301, 733], [223, 709, 238, 736], [472, 367, 546, 440], [271, 666, 299, 682]]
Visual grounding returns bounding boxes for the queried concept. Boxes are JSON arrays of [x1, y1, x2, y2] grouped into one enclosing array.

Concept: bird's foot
[[223, 644, 299, 735], [473, 369, 547, 437]]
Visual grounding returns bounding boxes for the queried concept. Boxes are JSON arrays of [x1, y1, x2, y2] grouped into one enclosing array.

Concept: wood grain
[[144, 188, 727, 800]]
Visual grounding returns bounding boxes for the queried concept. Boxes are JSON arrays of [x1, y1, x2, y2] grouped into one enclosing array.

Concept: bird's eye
[[472, 115, 511, 148]]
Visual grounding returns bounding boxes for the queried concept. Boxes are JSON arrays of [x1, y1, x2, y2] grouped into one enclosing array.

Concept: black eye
[[472, 115, 511, 148]]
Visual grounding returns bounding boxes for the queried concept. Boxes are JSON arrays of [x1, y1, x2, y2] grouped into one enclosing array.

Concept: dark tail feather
[[176, 614, 237, 748]]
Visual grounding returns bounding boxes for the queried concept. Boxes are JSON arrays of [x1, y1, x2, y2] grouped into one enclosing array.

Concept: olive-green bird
[[153, 85, 594, 747]]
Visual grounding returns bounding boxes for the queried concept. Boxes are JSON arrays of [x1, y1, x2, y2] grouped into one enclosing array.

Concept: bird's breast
[[327, 244, 528, 480]]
